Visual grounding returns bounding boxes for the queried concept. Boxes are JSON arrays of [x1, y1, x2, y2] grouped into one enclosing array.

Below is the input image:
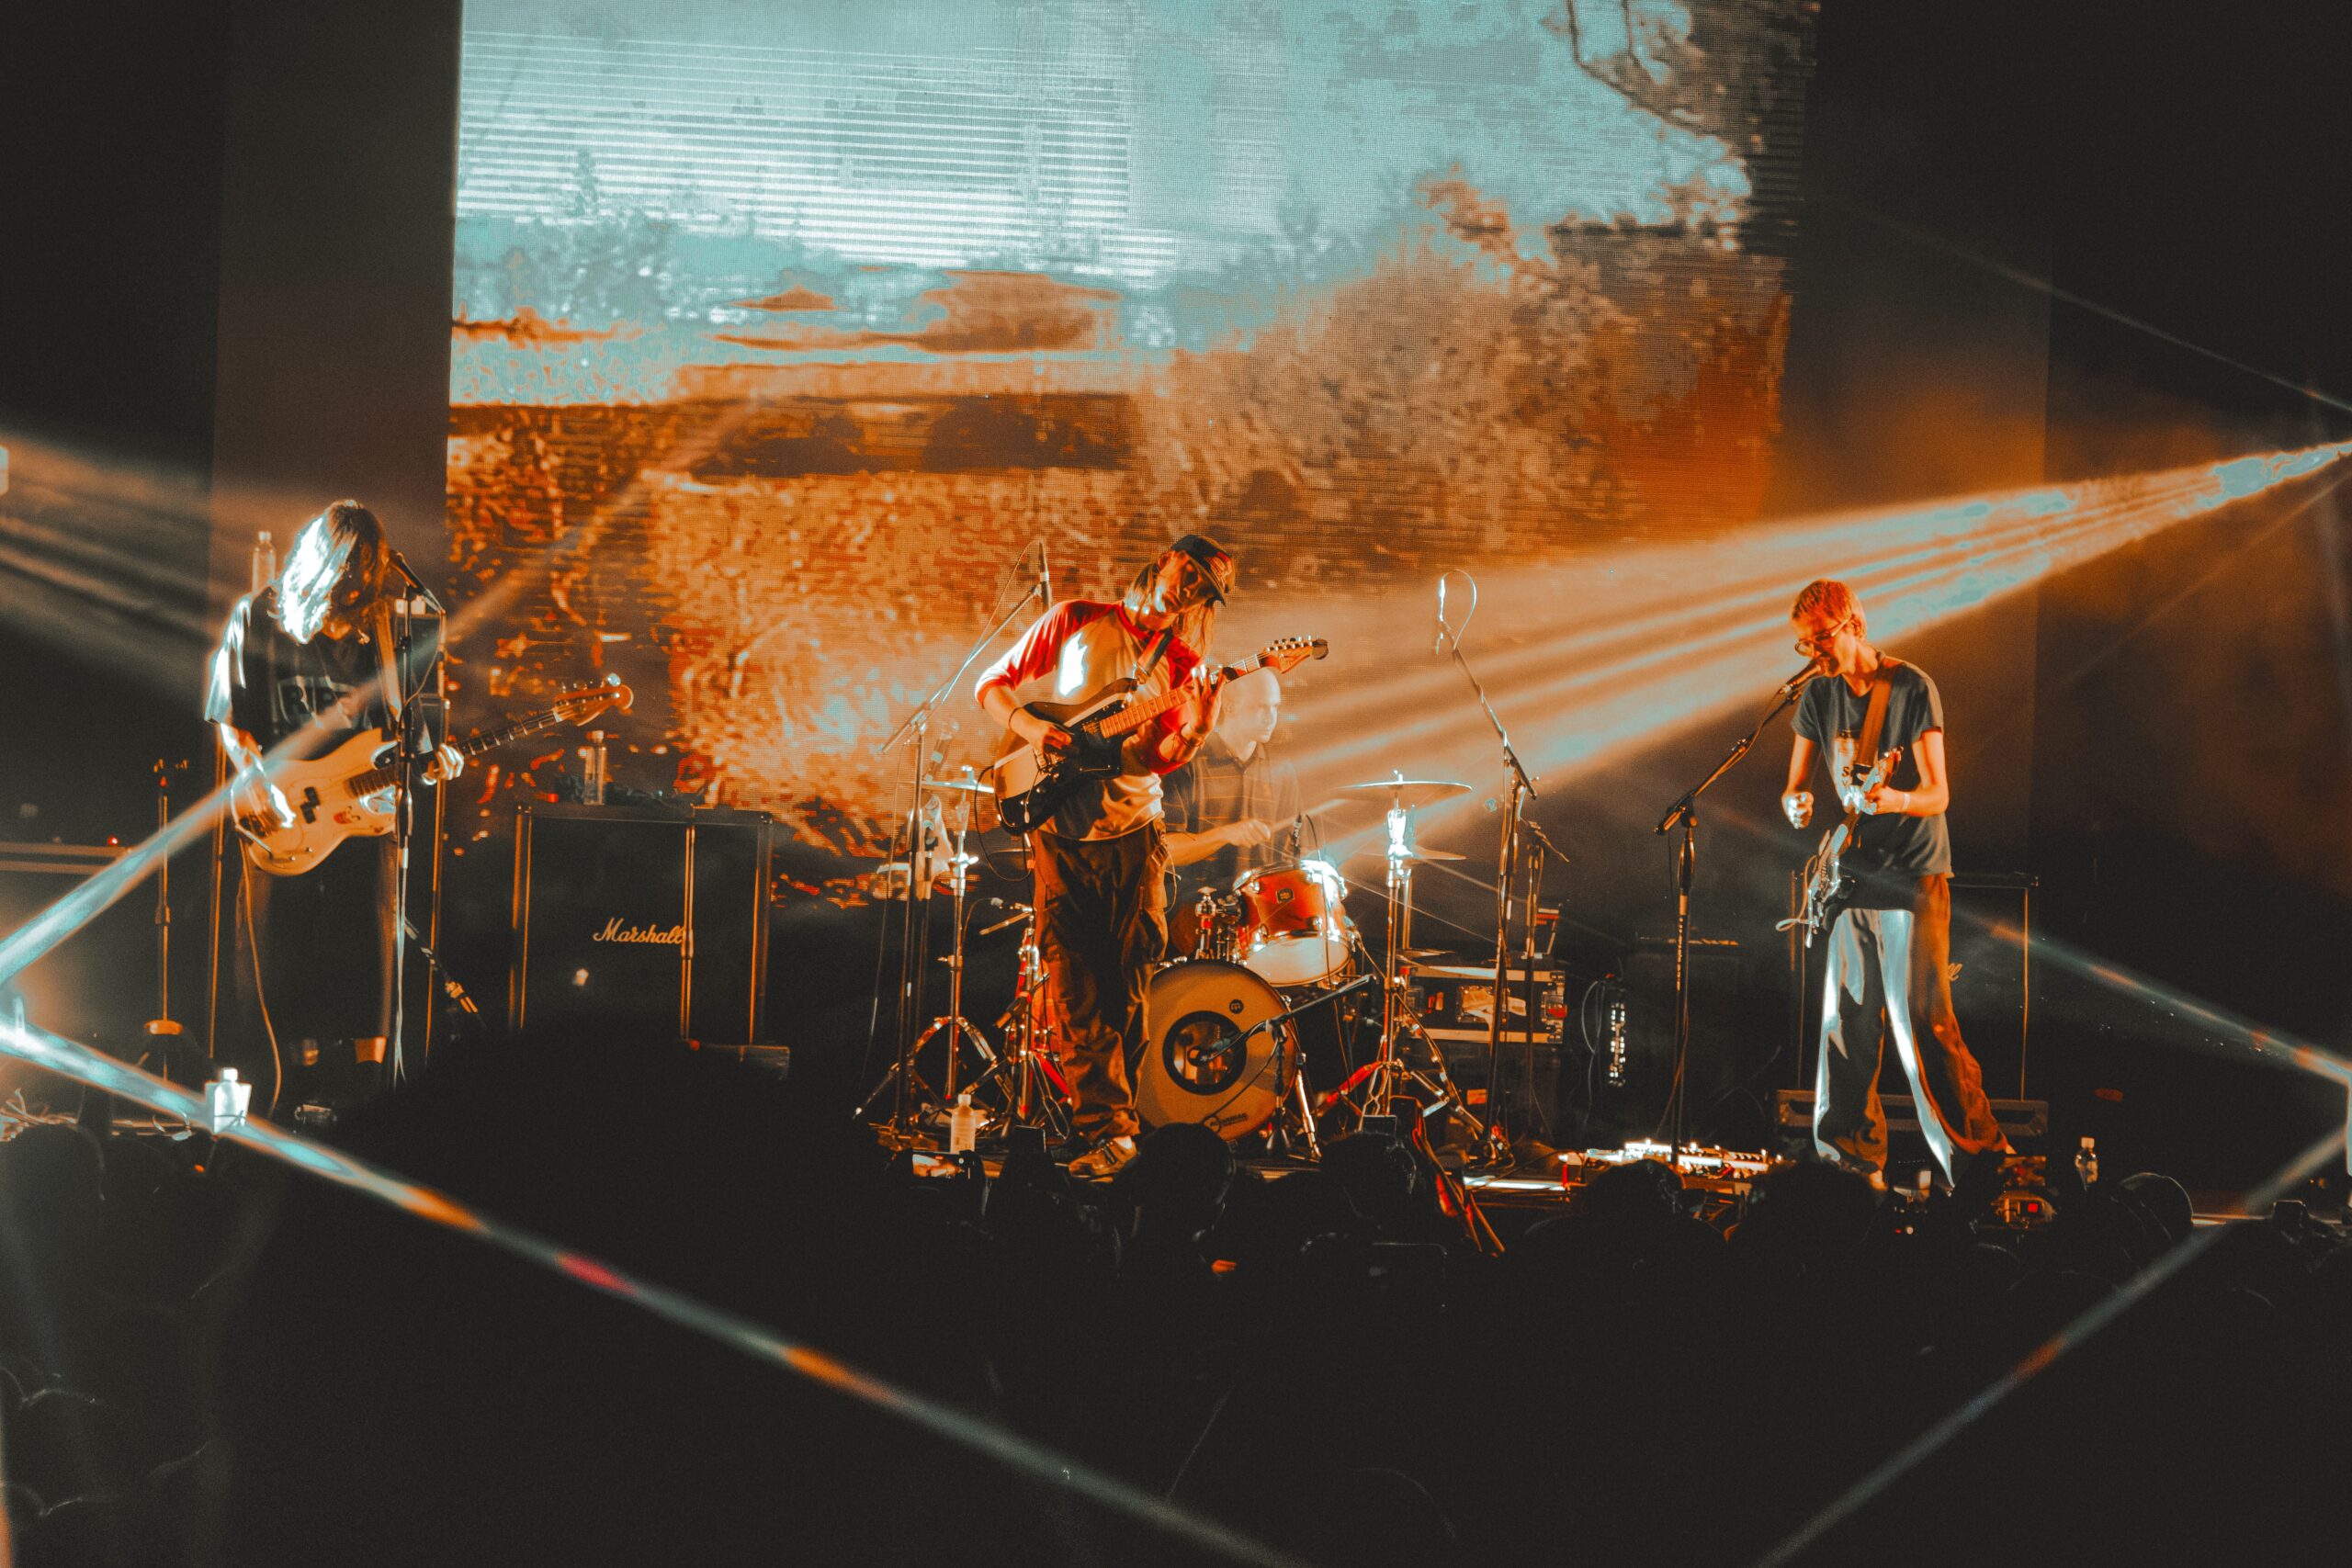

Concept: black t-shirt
[[1793, 659, 1951, 899], [204, 588, 389, 758]]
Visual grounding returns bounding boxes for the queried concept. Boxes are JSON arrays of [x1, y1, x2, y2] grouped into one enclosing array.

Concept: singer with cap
[[977, 535, 1238, 1179], [1781, 578, 2007, 1192]]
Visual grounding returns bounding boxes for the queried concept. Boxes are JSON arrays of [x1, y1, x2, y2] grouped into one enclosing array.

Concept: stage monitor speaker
[[0, 840, 160, 1066], [510, 805, 771, 1044]]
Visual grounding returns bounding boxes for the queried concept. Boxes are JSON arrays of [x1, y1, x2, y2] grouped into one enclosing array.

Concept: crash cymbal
[[1335, 775, 1472, 810]]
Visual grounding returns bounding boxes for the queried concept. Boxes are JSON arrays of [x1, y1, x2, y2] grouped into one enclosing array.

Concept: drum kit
[[865, 761, 1509, 1168]]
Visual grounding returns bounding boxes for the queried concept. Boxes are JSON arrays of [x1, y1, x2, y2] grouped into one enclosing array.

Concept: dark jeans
[[230, 838, 395, 1076], [1033, 824, 1168, 1141], [1814, 874, 2006, 1182]]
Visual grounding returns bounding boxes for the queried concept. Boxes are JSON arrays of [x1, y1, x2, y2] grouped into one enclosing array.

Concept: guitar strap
[[1131, 623, 1178, 692], [370, 597, 403, 729], [1856, 659, 1896, 768]]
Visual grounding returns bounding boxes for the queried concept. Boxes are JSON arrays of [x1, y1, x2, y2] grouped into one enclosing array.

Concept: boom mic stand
[[859, 548, 1047, 1144], [1431, 571, 1552, 1165], [1652, 671, 1810, 1169]]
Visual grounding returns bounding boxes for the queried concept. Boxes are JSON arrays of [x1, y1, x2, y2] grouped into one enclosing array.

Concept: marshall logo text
[[593, 917, 686, 946]]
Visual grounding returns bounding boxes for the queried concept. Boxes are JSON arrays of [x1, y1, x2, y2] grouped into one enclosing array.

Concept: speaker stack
[[509, 805, 773, 1045]]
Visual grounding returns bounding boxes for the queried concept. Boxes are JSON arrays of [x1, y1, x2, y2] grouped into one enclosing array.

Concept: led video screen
[[448, 1, 1818, 856]]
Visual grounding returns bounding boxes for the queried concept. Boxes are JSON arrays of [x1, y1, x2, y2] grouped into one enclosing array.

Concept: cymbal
[[1336, 776, 1471, 809], [1345, 844, 1466, 863], [922, 774, 994, 795]]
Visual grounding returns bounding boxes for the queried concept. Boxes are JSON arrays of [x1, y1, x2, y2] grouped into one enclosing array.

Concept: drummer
[[1164, 667, 1302, 907]]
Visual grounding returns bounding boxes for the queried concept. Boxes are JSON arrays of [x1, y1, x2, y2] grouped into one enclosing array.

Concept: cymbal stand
[[1348, 798, 1505, 1161], [906, 785, 996, 1118], [861, 560, 1044, 1142], [981, 906, 1073, 1142]]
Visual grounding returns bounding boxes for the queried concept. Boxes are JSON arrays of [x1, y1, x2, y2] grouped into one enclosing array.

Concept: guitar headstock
[[549, 674, 634, 725], [1256, 637, 1329, 676]]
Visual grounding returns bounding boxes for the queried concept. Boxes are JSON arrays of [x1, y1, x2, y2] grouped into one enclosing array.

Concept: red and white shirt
[[978, 600, 1202, 840]]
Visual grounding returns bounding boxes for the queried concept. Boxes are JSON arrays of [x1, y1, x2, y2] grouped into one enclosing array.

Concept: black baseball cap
[[1169, 533, 1236, 604]]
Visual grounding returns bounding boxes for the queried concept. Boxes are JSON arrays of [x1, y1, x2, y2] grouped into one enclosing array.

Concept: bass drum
[[1133, 960, 1295, 1141]]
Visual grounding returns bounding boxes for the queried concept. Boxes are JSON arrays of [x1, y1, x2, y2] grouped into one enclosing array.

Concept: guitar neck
[[1091, 658, 1255, 739], [348, 705, 594, 795]]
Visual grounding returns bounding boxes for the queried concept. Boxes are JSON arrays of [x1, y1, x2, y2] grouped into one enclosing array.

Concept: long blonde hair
[[276, 501, 388, 644]]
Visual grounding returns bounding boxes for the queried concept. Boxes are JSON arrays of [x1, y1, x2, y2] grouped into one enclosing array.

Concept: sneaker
[[1068, 1134, 1138, 1180]]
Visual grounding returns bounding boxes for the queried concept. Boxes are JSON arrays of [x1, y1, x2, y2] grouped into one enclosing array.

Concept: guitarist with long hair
[[1781, 579, 2006, 1192], [206, 501, 458, 1114], [977, 535, 1236, 1179]]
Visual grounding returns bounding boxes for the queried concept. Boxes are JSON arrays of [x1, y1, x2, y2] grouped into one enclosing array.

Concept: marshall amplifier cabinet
[[509, 805, 772, 1044]]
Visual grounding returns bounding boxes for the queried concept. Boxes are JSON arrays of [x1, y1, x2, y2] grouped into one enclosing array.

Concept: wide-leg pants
[[1033, 823, 1168, 1141], [1814, 874, 2006, 1183]]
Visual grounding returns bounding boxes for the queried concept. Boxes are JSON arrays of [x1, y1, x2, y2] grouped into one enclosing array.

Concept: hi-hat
[[922, 774, 994, 795], [1336, 775, 1471, 810]]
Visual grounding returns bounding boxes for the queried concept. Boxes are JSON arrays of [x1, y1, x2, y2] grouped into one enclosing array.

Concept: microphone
[[1777, 660, 1823, 699], [1433, 575, 1450, 656], [388, 549, 445, 613], [1038, 540, 1054, 607]]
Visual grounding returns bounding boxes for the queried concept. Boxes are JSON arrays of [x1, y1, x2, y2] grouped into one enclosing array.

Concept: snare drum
[[1235, 860, 1352, 987]]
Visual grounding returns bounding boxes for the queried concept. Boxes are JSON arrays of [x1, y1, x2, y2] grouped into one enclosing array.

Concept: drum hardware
[[971, 912, 1073, 1143], [872, 852, 982, 901], [873, 777, 999, 1137], [1331, 770, 1507, 1163], [1170, 884, 1248, 964], [860, 547, 1040, 1143]]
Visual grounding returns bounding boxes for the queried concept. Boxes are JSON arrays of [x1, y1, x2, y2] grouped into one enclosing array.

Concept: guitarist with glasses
[[1781, 579, 2006, 1192], [206, 501, 459, 1114], [977, 535, 1236, 1179]]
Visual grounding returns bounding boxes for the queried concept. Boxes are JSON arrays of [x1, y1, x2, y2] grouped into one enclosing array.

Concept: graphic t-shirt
[[978, 599, 1200, 840], [1793, 658, 1951, 905], [204, 587, 389, 758]]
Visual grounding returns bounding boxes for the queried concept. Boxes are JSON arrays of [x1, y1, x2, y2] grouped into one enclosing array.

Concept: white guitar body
[[236, 729, 401, 877], [235, 677, 631, 877]]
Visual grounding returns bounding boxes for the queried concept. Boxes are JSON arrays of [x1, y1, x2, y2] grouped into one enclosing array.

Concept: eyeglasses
[[1792, 615, 1855, 656]]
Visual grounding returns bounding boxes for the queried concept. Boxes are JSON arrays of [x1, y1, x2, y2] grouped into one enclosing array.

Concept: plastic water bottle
[[947, 1091, 979, 1156], [205, 1066, 253, 1135], [251, 531, 276, 595], [2075, 1135, 2098, 1190]]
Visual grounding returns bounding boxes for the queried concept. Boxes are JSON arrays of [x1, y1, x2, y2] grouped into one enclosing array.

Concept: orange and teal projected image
[[445, 0, 1816, 852]]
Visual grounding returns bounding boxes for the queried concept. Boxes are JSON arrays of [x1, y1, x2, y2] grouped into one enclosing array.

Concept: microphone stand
[[386, 553, 446, 1086], [859, 559, 1047, 1142], [1431, 573, 1538, 1166], [1652, 679, 1807, 1170]]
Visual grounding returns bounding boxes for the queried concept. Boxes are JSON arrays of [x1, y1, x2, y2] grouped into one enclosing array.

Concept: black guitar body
[[994, 693, 1134, 834]]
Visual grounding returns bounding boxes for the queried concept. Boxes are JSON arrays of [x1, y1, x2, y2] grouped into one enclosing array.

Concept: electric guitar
[[1781, 743, 1905, 947], [989, 637, 1328, 835], [235, 676, 632, 876]]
